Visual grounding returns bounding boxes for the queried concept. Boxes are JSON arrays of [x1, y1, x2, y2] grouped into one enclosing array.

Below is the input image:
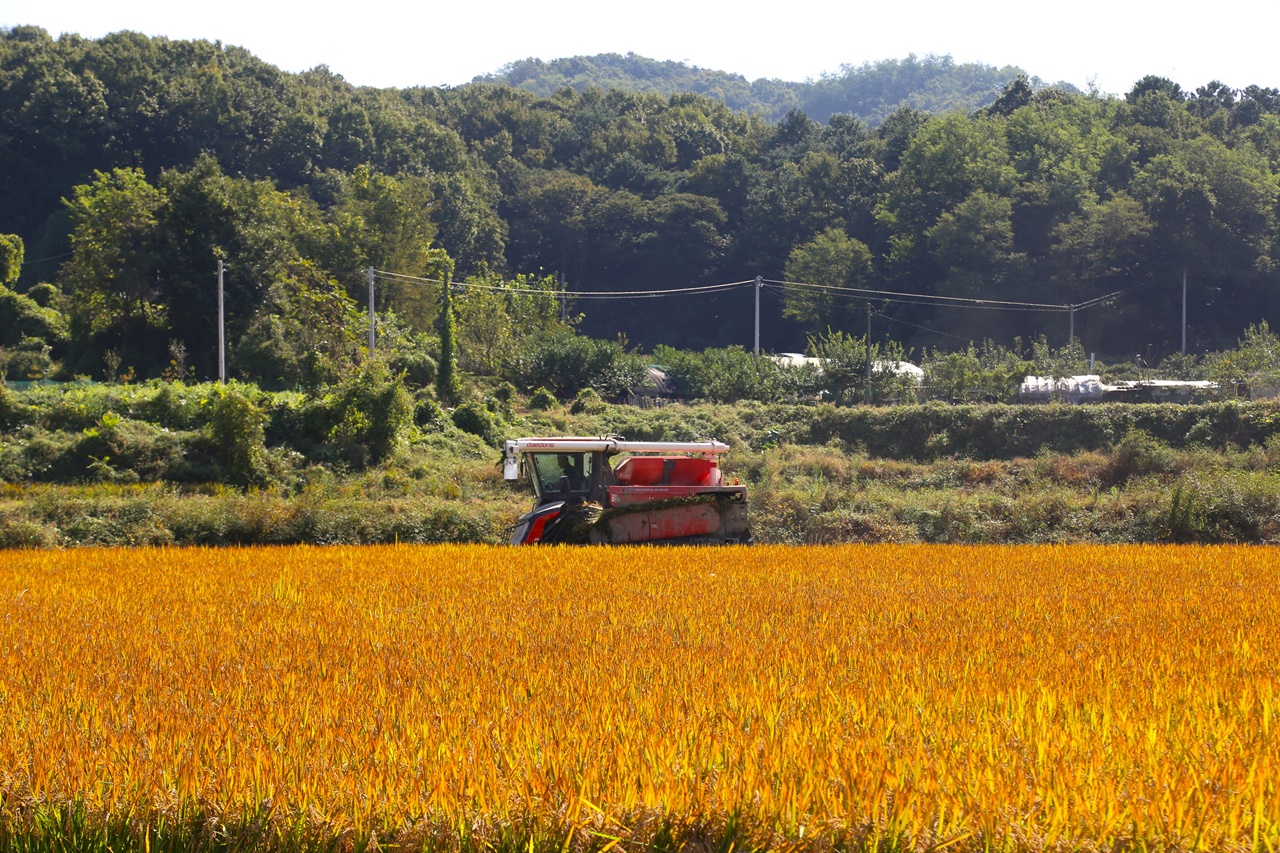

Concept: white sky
[[5, 0, 1278, 99]]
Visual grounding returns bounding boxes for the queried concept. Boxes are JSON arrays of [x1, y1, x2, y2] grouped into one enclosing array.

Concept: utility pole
[[217, 259, 226, 384], [753, 276, 761, 355], [367, 267, 376, 355], [560, 271, 566, 322], [866, 303, 873, 380], [1068, 303, 1075, 347], [865, 303, 873, 405], [1181, 268, 1187, 354]]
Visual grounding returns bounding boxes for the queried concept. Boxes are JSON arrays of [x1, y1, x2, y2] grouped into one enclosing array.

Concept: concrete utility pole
[[367, 267, 376, 354], [1069, 303, 1075, 346], [865, 303, 873, 405], [866, 303, 873, 376], [753, 276, 762, 355], [1181, 268, 1187, 354], [217, 259, 226, 384]]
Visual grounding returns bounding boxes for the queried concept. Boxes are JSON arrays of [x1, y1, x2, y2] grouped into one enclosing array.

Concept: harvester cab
[[503, 436, 750, 545]]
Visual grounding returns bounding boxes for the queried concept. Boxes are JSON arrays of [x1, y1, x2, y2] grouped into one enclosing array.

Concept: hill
[[475, 52, 1068, 123], [2, 26, 1280, 378]]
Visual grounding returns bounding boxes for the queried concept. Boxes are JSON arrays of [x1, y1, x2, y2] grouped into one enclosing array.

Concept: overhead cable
[[371, 269, 754, 299], [764, 278, 1069, 312], [760, 282, 1063, 314]]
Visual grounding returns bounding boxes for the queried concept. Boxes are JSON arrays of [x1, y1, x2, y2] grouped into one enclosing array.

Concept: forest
[[1, 25, 1280, 386], [477, 52, 1044, 123]]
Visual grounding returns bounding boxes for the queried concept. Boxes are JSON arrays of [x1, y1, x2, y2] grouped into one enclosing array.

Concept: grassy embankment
[[3, 380, 1280, 547]]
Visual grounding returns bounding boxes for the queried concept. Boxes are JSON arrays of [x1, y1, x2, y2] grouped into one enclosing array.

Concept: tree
[[155, 155, 311, 378], [1049, 193, 1154, 299], [782, 227, 875, 329], [1207, 321, 1280, 396], [234, 260, 363, 390], [59, 168, 167, 371], [0, 234, 22, 285], [429, 170, 507, 276], [984, 75, 1034, 117], [1129, 137, 1278, 345], [453, 270, 566, 375], [505, 171, 598, 282], [327, 165, 439, 329], [807, 328, 917, 405], [430, 250, 460, 404], [926, 190, 1026, 319]]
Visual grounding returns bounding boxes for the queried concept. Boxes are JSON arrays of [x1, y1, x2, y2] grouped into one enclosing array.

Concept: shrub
[[208, 387, 269, 487], [74, 412, 185, 482], [570, 387, 604, 414], [391, 348, 437, 389], [451, 401, 500, 445], [135, 382, 204, 430], [493, 382, 517, 404], [316, 361, 414, 466], [652, 345, 814, 403], [0, 516, 57, 548], [1107, 429, 1178, 485], [414, 393, 446, 430], [528, 387, 558, 410], [0, 384, 36, 431], [505, 328, 642, 398], [2, 336, 58, 380]]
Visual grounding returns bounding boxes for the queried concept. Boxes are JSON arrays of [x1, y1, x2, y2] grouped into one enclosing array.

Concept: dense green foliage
[[5, 376, 1280, 547], [3, 27, 1280, 383], [479, 53, 1048, 124], [8, 29, 1280, 550]]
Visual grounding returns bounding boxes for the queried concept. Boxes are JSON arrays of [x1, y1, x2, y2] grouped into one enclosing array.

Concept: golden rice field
[[0, 544, 1277, 852]]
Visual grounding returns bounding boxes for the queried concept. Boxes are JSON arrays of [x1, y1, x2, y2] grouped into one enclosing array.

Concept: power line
[[870, 310, 975, 343], [1071, 279, 1160, 310], [760, 282, 1062, 314], [371, 269, 755, 299], [760, 285, 970, 342], [765, 278, 1070, 312], [17, 251, 74, 266], [375, 266, 1150, 313]]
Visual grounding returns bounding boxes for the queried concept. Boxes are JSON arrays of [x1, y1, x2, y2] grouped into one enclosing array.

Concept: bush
[[1107, 429, 1178, 485], [2, 336, 58, 380], [570, 387, 604, 414], [313, 360, 414, 466], [505, 328, 642, 398], [529, 387, 558, 410], [0, 384, 36, 430], [493, 382, 517, 403], [0, 516, 57, 548], [23, 282, 60, 308], [451, 400, 500, 445], [134, 382, 205, 430], [414, 393, 446, 429], [208, 387, 269, 487], [78, 413, 186, 482], [0, 285, 69, 351], [652, 345, 815, 403], [391, 348, 437, 389]]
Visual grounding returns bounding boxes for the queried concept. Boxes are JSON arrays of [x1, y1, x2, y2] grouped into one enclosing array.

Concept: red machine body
[[503, 437, 750, 545]]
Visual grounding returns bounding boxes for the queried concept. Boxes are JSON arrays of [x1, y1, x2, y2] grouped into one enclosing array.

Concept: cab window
[[529, 452, 592, 497]]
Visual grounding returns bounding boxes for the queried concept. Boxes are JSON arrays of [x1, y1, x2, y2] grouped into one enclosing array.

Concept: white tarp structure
[[770, 354, 924, 384], [1020, 375, 1219, 404], [1019, 375, 1104, 403]]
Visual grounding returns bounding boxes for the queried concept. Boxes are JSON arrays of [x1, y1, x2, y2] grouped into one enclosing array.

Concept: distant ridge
[[475, 52, 1074, 124]]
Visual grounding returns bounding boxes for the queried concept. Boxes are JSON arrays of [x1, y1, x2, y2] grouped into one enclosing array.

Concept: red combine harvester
[[503, 436, 751, 545]]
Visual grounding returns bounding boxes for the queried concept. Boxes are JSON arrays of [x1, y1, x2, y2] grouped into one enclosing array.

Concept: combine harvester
[[503, 436, 750, 545]]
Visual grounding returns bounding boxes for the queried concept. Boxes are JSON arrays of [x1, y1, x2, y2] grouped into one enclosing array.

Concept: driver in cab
[[556, 454, 585, 491]]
